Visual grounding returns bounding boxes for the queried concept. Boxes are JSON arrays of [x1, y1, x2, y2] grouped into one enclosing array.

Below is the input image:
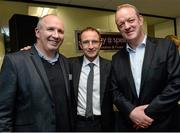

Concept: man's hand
[[20, 46, 32, 51], [129, 104, 154, 129]]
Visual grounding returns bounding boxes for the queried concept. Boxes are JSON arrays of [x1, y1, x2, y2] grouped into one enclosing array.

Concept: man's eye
[[118, 23, 124, 28], [82, 40, 89, 44], [81, 40, 99, 45], [92, 40, 99, 44], [58, 29, 64, 34], [47, 28, 54, 31], [129, 19, 135, 23]]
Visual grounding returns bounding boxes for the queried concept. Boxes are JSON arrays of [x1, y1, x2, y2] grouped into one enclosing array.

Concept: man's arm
[[0, 55, 17, 131], [20, 46, 32, 51], [110, 64, 136, 117], [145, 40, 180, 119]]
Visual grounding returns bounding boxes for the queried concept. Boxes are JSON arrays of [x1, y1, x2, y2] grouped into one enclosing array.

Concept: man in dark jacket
[[0, 14, 73, 131], [69, 27, 114, 131], [111, 4, 180, 131]]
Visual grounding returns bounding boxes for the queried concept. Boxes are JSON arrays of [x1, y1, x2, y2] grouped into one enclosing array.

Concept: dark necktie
[[85, 63, 94, 118]]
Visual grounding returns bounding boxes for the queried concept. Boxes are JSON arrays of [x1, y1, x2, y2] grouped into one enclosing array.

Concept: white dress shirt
[[126, 35, 147, 97], [77, 56, 101, 116]]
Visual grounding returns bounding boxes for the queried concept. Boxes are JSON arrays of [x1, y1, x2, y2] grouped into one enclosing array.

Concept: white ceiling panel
[[104, 0, 180, 17], [32, 0, 72, 4], [30, 0, 180, 17], [69, 0, 110, 8], [0, 0, 179, 37]]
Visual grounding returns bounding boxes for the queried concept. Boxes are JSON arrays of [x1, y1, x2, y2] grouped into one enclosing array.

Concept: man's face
[[80, 30, 102, 61], [35, 15, 64, 52], [115, 7, 143, 42]]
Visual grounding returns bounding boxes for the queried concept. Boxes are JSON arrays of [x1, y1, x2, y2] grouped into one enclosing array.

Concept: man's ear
[[35, 27, 40, 38], [79, 41, 83, 50], [139, 15, 144, 26], [99, 39, 102, 48]]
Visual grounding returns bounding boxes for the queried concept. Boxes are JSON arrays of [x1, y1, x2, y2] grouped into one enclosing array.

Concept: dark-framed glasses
[[81, 40, 100, 46]]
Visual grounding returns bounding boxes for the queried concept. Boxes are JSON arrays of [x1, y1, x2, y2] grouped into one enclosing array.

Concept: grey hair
[[36, 14, 58, 29]]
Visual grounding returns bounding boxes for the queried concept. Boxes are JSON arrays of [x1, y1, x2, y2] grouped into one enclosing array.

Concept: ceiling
[[30, 0, 180, 18], [0, 0, 179, 36]]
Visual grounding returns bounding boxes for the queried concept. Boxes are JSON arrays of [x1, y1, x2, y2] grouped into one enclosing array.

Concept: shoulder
[[112, 45, 126, 60], [59, 53, 68, 60], [68, 56, 83, 63], [99, 56, 111, 64], [59, 53, 70, 64], [99, 57, 111, 71], [147, 36, 175, 48], [4, 50, 30, 62], [147, 36, 179, 57], [2, 51, 32, 72]]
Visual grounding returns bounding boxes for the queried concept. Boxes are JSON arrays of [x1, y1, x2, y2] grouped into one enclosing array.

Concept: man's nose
[[124, 22, 130, 29], [52, 30, 59, 38], [88, 41, 94, 48]]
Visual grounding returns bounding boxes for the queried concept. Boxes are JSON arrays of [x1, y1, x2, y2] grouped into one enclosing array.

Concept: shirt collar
[[83, 55, 99, 67], [126, 34, 147, 53], [34, 44, 59, 65]]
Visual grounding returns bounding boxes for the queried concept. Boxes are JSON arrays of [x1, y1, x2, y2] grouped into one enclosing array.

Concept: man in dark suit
[[0, 14, 73, 131], [69, 27, 114, 131], [111, 4, 180, 131]]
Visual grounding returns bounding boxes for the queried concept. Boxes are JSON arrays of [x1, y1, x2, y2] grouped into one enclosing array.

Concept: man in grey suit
[[69, 27, 114, 131], [0, 14, 73, 131], [111, 4, 180, 131]]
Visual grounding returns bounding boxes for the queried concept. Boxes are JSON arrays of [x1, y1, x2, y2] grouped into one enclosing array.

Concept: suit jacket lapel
[[99, 57, 107, 106], [121, 48, 138, 98], [30, 46, 54, 101], [140, 37, 157, 96], [73, 56, 83, 102], [58, 55, 70, 99]]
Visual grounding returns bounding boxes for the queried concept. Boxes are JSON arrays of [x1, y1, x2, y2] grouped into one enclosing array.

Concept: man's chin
[[125, 35, 136, 41], [48, 46, 59, 51], [89, 54, 98, 59]]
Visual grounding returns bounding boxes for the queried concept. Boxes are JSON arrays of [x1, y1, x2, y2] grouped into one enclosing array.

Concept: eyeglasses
[[81, 40, 100, 46]]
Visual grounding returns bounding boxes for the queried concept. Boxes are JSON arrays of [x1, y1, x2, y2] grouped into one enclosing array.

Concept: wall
[[176, 17, 180, 39], [0, 33, 5, 68], [56, 7, 118, 59], [154, 20, 175, 38], [55, 6, 148, 60], [176, 17, 180, 53], [0, 1, 29, 68], [0, 3, 148, 61]]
